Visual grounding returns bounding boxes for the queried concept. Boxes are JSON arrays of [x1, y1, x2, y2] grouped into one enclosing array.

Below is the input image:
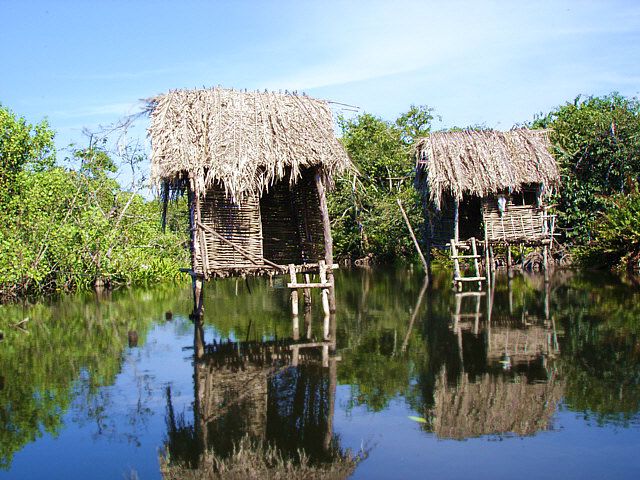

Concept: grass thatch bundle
[[147, 87, 351, 203], [416, 129, 560, 208], [429, 368, 563, 439]]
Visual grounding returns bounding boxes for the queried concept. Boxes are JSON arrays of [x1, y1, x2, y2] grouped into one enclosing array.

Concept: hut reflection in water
[[426, 274, 563, 439], [162, 314, 358, 479]]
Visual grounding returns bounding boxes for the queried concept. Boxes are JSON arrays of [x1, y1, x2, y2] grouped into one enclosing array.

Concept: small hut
[[415, 129, 560, 249], [147, 88, 351, 313]]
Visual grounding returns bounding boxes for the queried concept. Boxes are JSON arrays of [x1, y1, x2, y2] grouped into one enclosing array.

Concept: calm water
[[1, 268, 640, 479]]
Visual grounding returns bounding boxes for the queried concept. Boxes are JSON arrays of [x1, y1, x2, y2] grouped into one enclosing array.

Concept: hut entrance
[[458, 195, 483, 241]]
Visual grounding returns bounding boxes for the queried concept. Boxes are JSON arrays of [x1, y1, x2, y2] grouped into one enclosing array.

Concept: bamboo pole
[[454, 199, 460, 243], [196, 221, 284, 271], [289, 264, 299, 318], [397, 199, 429, 275], [314, 169, 336, 313]]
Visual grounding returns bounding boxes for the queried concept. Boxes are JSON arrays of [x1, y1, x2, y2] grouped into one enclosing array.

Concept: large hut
[[147, 87, 351, 314], [415, 129, 560, 249]]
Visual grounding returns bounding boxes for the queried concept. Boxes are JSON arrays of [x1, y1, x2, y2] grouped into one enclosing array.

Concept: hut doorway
[[458, 195, 483, 241]]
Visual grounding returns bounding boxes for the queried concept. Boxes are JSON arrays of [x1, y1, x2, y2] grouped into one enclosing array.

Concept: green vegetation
[[0, 104, 189, 300], [328, 106, 433, 263], [3, 92, 640, 299], [533, 93, 640, 269]]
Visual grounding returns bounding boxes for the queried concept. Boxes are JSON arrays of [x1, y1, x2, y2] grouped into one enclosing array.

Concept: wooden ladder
[[450, 237, 486, 292]]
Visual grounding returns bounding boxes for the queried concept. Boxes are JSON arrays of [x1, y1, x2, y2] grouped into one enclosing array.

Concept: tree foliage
[[534, 93, 640, 245], [0, 105, 189, 299], [328, 106, 433, 263]]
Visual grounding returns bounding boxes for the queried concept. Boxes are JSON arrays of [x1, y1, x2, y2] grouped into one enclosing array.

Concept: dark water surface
[[1, 268, 640, 479]]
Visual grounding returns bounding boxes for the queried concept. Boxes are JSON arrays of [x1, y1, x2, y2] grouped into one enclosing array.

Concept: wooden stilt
[[470, 237, 482, 291], [319, 260, 331, 340], [192, 274, 205, 318], [289, 264, 299, 317], [314, 169, 337, 313], [303, 273, 312, 311], [506, 244, 513, 278], [304, 309, 312, 339], [543, 244, 550, 282], [489, 245, 495, 273], [450, 239, 463, 291], [194, 316, 205, 360], [453, 199, 460, 243], [484, 228, 491, 286]]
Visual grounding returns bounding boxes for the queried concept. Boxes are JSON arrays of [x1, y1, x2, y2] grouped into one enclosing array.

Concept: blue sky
[[1, 0, 639, 156]]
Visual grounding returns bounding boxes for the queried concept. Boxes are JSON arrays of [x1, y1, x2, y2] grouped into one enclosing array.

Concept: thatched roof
[[415, 129, 559, 208], [147, 87, 351, 202]]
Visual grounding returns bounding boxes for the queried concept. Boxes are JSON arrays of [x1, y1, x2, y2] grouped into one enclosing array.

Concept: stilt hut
[[147, 88, 351, 314], [415, 129, 560, 251]]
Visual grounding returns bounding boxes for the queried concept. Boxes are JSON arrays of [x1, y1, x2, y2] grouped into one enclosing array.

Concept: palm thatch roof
[[415, 129, 559, 208], [147, 87, 351, 203]]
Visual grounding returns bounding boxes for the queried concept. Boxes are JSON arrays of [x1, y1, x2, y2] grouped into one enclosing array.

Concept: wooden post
[[194, 316, 205, 360], [192, 273, 205, 318], [483, 227, 491, 285], [319, 260, 331, 340], [489, 245, 495, 273], [397, 199, 429, 276], [453, 199, 460, 243], [304, 309, 313, 339], [314, 169, 336, 313], [506, 244, 512, 277], [303, 273, 312, 312], [289, 264, 299, 318], [450, 239, 462, 292], [470, 237, 482, 291]]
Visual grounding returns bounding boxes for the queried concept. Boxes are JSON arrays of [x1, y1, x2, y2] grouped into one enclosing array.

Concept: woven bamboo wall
[[260, 169, 325, 265], [192, 168, 326, 275], [426, 191, 549, 246], [196, 184, 264, 274], [482, 198, 547, 243]]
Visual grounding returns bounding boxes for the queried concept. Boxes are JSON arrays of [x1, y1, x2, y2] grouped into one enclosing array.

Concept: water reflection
[[162, 315, 359, 479], [0, 269, 639, 478]]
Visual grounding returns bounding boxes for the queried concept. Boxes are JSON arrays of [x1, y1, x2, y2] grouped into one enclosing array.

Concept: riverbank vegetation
[[0, 105, 189, 300], [1, 92, 639, 299]]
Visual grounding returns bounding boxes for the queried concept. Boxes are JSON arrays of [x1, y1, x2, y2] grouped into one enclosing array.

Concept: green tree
[[0, 104, 55, 202], [329, 106, 433, 262], [533, 93, 640, 244]]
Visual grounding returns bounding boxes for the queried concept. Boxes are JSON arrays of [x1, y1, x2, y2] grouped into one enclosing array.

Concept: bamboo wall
[[191, 168, 326, 276], [482, 198, 548, 243]]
